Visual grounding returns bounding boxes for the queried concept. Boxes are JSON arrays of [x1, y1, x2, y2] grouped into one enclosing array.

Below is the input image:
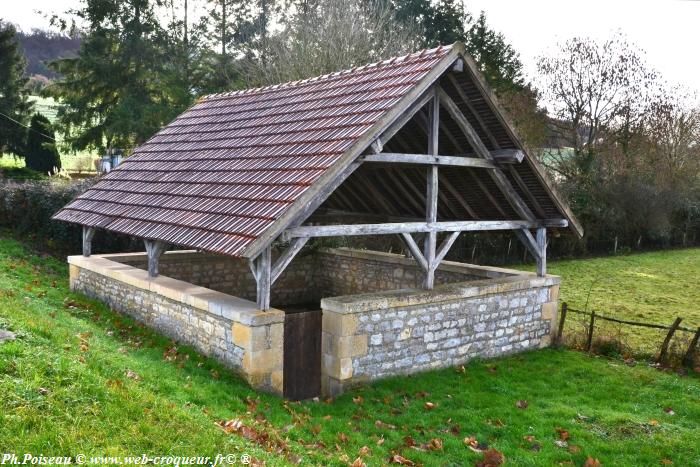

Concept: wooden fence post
[[557, 302, 568, 346], [657, 317, 683, 364], [586, 311, 596, 352], [682, 327, 700, 367]]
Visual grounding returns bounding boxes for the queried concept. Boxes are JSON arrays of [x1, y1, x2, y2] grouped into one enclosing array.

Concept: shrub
[[24, 113, 61, 174], [0, 178, 138, 254]]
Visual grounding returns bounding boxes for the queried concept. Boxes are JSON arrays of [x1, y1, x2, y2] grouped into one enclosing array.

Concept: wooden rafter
[[361, 153, 496, 169]]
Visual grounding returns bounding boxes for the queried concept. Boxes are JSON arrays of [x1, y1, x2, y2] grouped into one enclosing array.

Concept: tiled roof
[[53, 46, 454, 257]]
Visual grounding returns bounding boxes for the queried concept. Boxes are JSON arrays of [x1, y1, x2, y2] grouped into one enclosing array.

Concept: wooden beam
[[254, 246, 271, 310], [493, 149, 525, 164], [536, 227, 547, 277], [144, 239, 168, 278], [271, 237, 309, 285], [400, 233, 429, 271], [424, 91, 440, 289], [282, 219, 567, 240], [515, 228, 540, 260], [361, 153, 496, 169], [82, 227, 96, 257], [434, 231, 460, 266]]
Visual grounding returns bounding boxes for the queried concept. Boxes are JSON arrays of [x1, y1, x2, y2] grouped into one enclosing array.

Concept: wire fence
[[557, 302, 700, 367]]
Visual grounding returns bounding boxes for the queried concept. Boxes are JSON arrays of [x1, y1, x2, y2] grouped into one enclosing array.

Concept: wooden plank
[[400, 233, 429, 271], [255, 246, 272, 310], [282, 220, 566, 239], [362, 153, 496, 169], [271, 238, 309, 285], [283, 310, 321, 400], [657, 317, 683, 364], [536, 227, 547, 277], [82, 227, 96, 257]]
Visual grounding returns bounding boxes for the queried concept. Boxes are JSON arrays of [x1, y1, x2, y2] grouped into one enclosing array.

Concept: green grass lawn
[[547, 249, 700, 353], [1, 235, 699, 465]]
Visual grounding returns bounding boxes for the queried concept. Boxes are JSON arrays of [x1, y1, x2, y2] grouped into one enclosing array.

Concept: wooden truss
[[243, 81, 561, 309]]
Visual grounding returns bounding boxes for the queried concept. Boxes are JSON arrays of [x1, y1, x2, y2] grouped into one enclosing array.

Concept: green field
[[548, 249, 700, 354], [1, 236, 699, 465]]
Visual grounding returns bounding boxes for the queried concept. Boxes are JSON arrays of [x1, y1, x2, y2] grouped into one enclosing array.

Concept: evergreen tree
[[464, 12, 525, 95], [48, 0, 191, 152], [25, 113, 61, 174], [0, 21, 33, 156]]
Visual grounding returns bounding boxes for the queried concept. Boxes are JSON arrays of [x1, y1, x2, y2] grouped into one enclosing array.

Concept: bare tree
[[536, 33, 659, 179], [242, 0, 423, 86]]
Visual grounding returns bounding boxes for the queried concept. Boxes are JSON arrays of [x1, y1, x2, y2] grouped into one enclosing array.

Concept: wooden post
[[557, 302, 568, 346], [82, 227, 96, 257], [423, 90, 439, 289], [536, 227, 547, 277], [144, 240, 168, 278], [657, 317, 683, 364], [586, 311, 596, 352], [682, 327, 700, 367], [255, 246, 272, 310]]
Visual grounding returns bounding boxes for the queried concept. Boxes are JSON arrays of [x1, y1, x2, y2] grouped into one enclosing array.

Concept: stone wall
[[316, 249, 481, 296], [68, 248, 561, 398], [68, 255, 285, 394], [320, 275, 560, 396], [112, 250, 321, 307]]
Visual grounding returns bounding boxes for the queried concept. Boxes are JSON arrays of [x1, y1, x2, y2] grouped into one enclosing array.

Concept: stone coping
[[321, 274, 561, 314], [68, 254, 284, 326]]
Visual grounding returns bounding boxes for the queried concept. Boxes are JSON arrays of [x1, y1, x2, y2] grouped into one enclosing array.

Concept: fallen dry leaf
[[515, 400, 528, 409], [523, 435, 536, 443], [424, 402, 437, 410], [37, 387, 49, 395], [428, 438, 444, 451], [389, 454, 414, 466], [375, 420, 397, 430], [661, 459, 673, 465], [648, 420, 659, 426], [125, 370, 141, 381], [353, 396, 364, 405], [358, 446, 371, 457], [475, 448, 505, 467], [338, 432, 349, 444], [403, 436, 417, 447], [350, 458, 365, 467], [487, 419, 505, 428], [556, 427, 570, 441], [584, 458, 602, 467], [568, 445, 581, 454], [664, 407, 675, 415], [554, 440, 568, 449]]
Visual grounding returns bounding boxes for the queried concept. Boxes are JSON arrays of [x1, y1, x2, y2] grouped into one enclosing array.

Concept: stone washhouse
[[54, 43, 582, 400]]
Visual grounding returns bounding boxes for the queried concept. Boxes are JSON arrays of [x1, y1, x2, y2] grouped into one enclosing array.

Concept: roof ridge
[[200, 44, 454, 101]]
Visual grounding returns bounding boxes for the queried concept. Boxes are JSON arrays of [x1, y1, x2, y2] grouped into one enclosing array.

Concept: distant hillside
[[16, 29, 81, 78]]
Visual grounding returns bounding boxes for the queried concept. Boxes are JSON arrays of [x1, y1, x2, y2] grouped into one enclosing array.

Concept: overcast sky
[[4, 0, 700, 94]]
